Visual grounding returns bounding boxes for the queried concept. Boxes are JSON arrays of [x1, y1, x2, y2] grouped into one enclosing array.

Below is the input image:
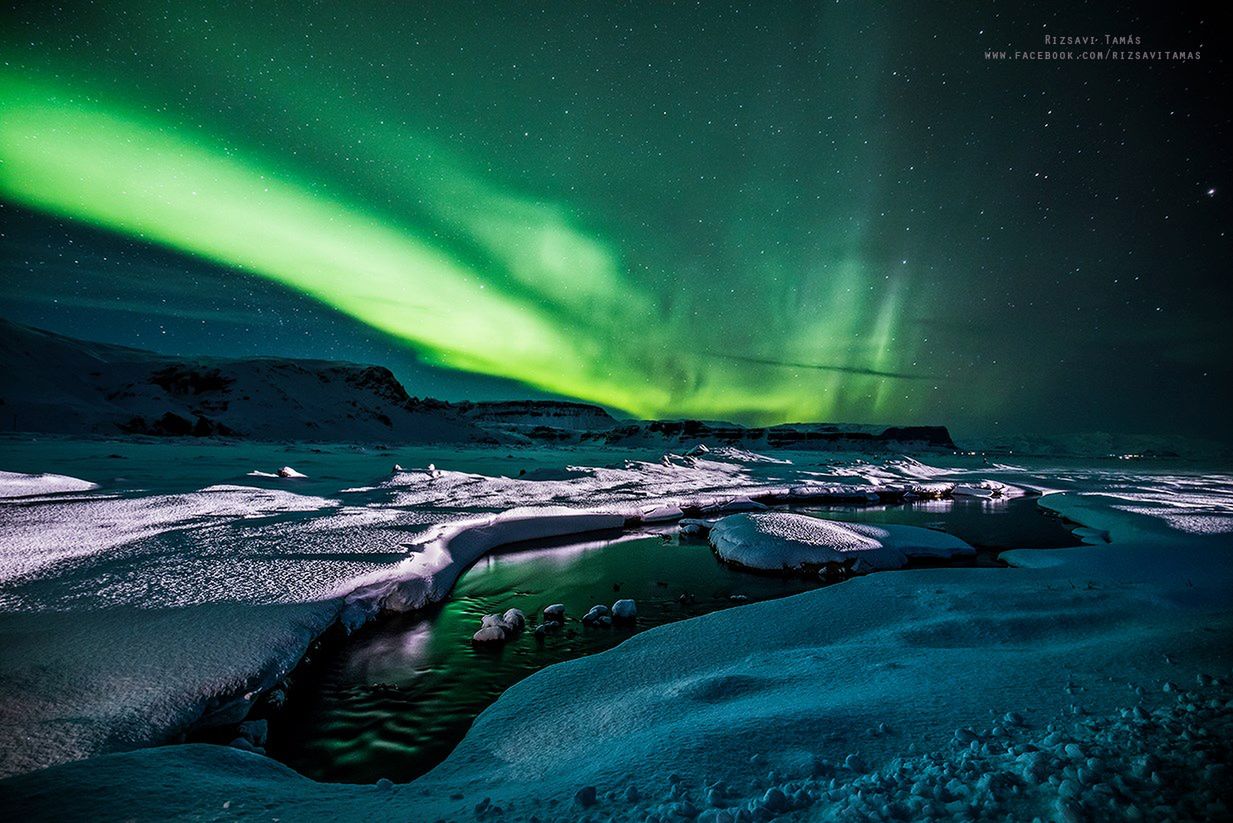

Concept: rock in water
[[582, 604, 611, 626], [501, 608, 526, 631], [612, 599, 637, 623], [544, 603, 566, 622], [480, 613, 508, 630], [472, 608, 527, 645], [471, 625, 508, 644], [237, 719, 268, 747]]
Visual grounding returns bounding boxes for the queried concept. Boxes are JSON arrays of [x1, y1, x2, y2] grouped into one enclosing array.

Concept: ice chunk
[[708, 512, 972, 573], [246, 466, 307, 479]]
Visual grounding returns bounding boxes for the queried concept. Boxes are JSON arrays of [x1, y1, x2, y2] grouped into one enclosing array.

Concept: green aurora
[[0, 67, 909, 423]]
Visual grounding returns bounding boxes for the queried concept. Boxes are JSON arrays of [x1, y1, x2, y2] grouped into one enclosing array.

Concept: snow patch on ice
[[708, 511, 974, 573], [0, 469, 98, 498]]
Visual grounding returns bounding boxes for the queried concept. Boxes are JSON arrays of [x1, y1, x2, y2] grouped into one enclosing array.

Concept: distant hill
[[0, 319, 957, 451], [0, 319, 492, 444]]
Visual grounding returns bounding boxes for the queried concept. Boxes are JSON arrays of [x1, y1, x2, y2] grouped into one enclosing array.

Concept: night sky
[[1, 1, 1229, 440]]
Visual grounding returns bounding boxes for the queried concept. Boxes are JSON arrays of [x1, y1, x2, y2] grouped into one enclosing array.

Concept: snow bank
[[0, 491, 628, 777], [708, 512, 974, 573], [0, 469, 97, 498], [339, 507, 624, 627], [0, 600, 340, 779]]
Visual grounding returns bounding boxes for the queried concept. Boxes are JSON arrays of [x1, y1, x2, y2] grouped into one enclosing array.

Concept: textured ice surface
[[0, 484, 340, 593], [3, 463, 1232, 820]]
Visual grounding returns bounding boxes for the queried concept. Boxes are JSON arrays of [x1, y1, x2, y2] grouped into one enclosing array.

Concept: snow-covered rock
[[611, 599, 637, 623], [501, 608, 526, 631], [953, 479, 1014, 498], [471, 625, 509, 644], [472, 608, 527, 645], [582, 605, 611, 626], [709, 512, 973, 574], [248, 466, 309, 479]]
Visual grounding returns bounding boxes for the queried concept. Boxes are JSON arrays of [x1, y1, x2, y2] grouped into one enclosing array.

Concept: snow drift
[[0, 469, 97, 499]]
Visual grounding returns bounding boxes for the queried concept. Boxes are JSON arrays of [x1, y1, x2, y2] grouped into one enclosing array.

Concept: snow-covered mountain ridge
[[0, 319, 957, 450]]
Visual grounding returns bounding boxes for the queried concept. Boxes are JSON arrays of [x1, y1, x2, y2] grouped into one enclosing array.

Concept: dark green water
[[267, 495, 1080, 784]]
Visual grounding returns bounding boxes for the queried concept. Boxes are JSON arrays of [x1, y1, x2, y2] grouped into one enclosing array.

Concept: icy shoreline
[[0, 450, 1012, 778], [2, 449, 1231, 821]]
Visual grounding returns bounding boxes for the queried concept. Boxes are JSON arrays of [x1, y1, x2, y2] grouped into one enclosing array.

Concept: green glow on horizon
[[0, 71, 922, 424]]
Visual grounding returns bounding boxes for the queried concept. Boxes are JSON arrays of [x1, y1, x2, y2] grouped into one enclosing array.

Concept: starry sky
[[1, 1, 1229, 440]]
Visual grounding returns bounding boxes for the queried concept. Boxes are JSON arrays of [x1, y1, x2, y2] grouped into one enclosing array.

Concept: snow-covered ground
[[0, 440, 1230, 820]]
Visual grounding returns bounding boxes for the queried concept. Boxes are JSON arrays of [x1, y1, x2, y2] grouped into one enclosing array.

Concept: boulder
[[237, 719, 268, 747], [582, 604, 611, 626], [612, 599, 637, 623], [471, 625, 508, 644], [501, 608, 526, 631]]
